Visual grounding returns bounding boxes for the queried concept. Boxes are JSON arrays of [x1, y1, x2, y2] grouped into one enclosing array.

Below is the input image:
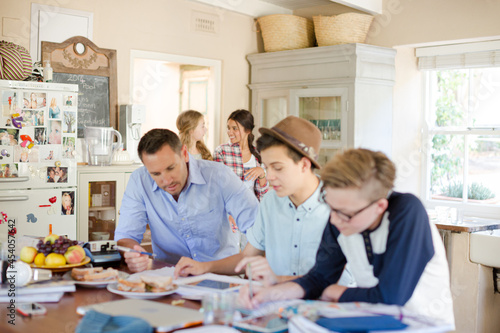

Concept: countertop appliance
[[86, 240, 121, 267], [0, 80, 78, 243], [119, 104, 145, 163]]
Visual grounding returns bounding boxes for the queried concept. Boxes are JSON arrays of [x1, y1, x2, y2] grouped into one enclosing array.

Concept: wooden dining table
[[0, 260, 203, 333]]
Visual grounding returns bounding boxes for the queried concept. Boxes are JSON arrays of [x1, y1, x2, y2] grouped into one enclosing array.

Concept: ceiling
[[190, 0, 382, 17]]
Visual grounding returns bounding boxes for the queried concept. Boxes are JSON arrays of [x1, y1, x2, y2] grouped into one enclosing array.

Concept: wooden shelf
[[89, 206, 116, 211]]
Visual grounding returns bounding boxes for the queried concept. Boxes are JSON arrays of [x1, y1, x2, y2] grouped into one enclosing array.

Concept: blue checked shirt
[[115, 155, 259, 264]]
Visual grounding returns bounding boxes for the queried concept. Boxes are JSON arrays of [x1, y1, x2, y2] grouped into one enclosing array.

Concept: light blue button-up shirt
[[115, 155, 259, 264], [246, 181, 330, 277]]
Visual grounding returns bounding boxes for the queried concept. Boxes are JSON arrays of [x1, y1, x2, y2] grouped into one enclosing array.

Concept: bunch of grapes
[[52, 237, 78, 255], [36, 237, 79, 255], [36, 239, 53, 256]]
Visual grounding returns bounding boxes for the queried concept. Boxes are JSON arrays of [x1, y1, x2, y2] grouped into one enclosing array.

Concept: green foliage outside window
[[431, 71, 466, 192], [441, 181, 495, 200]]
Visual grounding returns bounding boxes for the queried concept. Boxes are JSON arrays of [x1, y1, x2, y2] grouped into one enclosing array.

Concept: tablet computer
[[233, 313, 288, 333], [187, 279, 242, 291], [177, 273, 250, 293]]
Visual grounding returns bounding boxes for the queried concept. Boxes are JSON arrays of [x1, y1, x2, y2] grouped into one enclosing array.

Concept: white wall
[[391, 47, 423, 194], [1, 0, 258, 142]]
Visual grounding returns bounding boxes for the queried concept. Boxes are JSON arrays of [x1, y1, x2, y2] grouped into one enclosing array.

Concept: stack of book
[[0, 280, 75, 303]]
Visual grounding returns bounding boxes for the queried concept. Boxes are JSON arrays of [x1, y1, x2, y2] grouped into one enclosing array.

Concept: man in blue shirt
[[115, 128, 259, 272]]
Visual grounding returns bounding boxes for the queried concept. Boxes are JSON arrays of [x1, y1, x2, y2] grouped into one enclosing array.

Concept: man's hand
[[122, 245, 150, 273], [235, 256, 278, 287], [174, 256, 209, 279], [320, 284, 348, 302]]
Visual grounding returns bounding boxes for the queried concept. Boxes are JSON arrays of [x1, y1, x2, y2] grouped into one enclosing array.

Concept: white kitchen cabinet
[[76, 164, 150, 244], [247, 43, 396, 165]]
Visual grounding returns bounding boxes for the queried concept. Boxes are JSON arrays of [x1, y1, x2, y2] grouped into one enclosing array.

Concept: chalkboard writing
[[53, 73, 110, 137]]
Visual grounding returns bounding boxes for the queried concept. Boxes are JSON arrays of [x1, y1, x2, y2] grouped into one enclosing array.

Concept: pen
[[116, 245, 157, 258], [247, 263, 253, 300]]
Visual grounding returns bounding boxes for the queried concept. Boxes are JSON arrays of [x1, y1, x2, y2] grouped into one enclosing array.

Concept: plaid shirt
[[213, 143, 269, 201]]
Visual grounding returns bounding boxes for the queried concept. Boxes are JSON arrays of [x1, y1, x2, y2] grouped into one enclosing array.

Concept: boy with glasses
[[239, 148, 454, 327]]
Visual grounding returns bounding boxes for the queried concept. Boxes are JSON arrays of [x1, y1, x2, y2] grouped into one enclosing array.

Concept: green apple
[[20, 246, 38, 264], [43, 234, 59, 244]]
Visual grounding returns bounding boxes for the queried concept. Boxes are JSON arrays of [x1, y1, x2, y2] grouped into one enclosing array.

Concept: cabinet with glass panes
[[77, 165, 150, 247], [248, 43, 396, 166]]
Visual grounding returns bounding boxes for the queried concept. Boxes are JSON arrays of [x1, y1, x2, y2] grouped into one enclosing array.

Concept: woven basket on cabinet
[[257, 14, 315, 52], [313, 13, 374, 46]]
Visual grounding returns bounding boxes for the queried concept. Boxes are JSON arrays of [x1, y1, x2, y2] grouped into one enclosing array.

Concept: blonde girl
[[176, 110, 212, 160]]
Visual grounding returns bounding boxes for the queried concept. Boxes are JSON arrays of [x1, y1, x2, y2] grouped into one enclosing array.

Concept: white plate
[[106, 282, 178, 299], [63, 270, 129, 288]]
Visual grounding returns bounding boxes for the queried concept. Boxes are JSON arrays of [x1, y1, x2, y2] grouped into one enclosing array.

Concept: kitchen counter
[[434, 217, 500, 233], [435, 216, 500, 332]]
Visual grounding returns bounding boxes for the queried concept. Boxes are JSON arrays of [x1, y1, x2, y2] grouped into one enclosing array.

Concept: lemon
[[44, 253, 66, 266], [34, 253, 46, 266]]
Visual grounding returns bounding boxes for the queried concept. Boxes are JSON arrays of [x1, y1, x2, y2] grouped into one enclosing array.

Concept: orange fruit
[[44, 253, 66, 266], [34, 253, 45, 266]]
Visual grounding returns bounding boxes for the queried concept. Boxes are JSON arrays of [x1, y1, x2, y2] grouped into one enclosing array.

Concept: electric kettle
[[84, 126, 122, 166]]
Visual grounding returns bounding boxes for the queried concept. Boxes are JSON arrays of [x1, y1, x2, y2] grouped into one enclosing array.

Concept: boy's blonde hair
[[321, 148, 395, 201]]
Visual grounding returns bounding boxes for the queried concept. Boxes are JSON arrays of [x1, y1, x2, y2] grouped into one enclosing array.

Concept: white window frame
[[418, 41, 500, 219]]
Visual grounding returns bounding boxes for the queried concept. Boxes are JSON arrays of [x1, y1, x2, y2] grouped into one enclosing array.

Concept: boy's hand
[[238, 283, 269, 309], [174, 256, 208, 278], [319, 284, 347, 302], [235, 256, 278, 287]]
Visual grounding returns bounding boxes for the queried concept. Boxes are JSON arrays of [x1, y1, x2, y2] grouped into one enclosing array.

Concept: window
[[422, 65, 500, 218]]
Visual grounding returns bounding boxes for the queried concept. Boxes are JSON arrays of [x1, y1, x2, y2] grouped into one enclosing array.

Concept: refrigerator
[[0, 80, 78, 242]]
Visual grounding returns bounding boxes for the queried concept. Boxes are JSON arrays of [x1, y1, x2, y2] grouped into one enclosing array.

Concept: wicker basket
[[257, 14, 315, 52], [313, 13, 374, 46]]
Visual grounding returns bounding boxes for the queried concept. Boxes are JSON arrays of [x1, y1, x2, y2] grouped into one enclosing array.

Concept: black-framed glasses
[[320, 190, 381, 222]]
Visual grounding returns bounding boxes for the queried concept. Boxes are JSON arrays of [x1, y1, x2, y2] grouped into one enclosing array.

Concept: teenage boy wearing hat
[[175, 116, 352, 287]]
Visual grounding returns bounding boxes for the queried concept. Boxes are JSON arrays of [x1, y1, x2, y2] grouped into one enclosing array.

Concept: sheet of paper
[[128, 266, 176, 281], [173, 325, 240, 333]]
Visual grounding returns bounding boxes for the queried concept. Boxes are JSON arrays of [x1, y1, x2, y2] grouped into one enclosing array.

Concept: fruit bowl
[[29, 256, 91, 272]]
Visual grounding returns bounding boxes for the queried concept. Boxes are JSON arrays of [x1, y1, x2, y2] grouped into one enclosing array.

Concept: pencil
[[116, 245, 157, 258], [247, 263, 253, 300]]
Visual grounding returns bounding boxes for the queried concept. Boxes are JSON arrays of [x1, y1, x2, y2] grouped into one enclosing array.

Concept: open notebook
[[77, 299, 203, 332]]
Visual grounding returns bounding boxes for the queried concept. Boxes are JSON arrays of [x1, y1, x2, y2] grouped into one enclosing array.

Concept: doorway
[[130, 50, 221, 152]]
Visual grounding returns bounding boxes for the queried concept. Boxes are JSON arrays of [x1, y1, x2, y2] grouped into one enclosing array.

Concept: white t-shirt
[[243, 154, 257, 191]]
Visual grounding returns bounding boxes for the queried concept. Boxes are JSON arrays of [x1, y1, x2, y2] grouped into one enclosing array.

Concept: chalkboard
[[41, 36, 118, 138], [53, 73, 110, 137]]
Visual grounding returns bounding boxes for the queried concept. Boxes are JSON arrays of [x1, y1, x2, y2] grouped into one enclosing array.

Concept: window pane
[[262, 97, 287, 128], [469, 68, 500, 127], [431, 70, 468, 127], [430, 134, 464, 199], [467, 135, 500, 205], [299, 96, 342, 141]]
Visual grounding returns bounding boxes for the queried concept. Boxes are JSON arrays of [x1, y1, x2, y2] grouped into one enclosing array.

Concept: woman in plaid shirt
[[214, 110, 269, 201]]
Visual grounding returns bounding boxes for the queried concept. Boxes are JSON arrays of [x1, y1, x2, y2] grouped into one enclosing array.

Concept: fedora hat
[[259, 116, 322, 169]]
